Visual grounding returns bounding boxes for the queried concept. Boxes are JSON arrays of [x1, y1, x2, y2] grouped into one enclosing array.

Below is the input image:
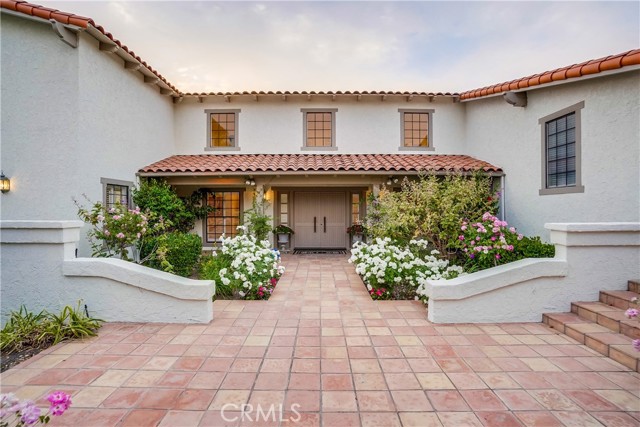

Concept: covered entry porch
[[137, 154, 503, 249]]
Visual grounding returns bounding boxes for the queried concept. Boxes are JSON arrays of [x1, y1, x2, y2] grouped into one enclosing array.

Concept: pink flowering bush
[[1, 391, 71, 426], [456, 212, 554, 271], [76, 198, 166, 263], [626, 297, 640, 353]]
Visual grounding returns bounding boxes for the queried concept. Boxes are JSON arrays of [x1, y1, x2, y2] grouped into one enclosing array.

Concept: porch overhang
[[138, 154, 504, 178]]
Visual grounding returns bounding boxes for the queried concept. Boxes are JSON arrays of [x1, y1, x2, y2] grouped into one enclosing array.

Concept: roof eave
[[137, 169, 504, 178]]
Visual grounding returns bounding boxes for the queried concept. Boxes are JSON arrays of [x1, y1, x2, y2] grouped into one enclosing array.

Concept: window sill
[[398, 146, 435, 152], [539, 185, 585, 196], [300, 146, 338, 151], [204, 146, 241, 151]]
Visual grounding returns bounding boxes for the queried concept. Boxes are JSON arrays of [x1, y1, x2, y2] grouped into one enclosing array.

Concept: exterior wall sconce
[[0, 171, 10, 193], [386, 176, 398, 186], [245, 178, 256, 186]]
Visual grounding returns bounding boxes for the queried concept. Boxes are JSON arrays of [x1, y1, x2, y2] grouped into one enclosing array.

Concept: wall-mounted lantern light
[[0, 171, 10, 193], [245, 178, 256, 186]]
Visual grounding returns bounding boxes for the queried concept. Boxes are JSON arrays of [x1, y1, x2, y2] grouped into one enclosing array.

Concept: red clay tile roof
[[182, 90, 457, 98], [460, 49, 640, 101], [0, 0, 179, 93], [138, 154, 502, 175]]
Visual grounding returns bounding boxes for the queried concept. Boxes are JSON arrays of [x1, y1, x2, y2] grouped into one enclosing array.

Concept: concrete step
[[543, 311, 640, 373], [629, 279, 640, 294], [571, 301, 640, 339], [599, 289, 639, 310]]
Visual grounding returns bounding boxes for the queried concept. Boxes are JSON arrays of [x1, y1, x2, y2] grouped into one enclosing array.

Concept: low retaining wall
[[0, 220, 215, 324], [424, 222, 640, 323]]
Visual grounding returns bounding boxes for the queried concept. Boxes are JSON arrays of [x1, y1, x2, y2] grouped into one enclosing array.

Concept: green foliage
[[75, 198, 165, 263], [1, 303, 102, 354], [365, 172, 498, 255], [513, 236, 555, 259], [132, 179, 210, 233], [273, 224, 294, 234], [200, 253, 233, 299], [142, 232, 203, 277], [244, 190, 272, 241]]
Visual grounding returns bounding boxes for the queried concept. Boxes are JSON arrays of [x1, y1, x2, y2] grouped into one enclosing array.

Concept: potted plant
[[346, 222, 366, 244], [273, 224, 294, 244]]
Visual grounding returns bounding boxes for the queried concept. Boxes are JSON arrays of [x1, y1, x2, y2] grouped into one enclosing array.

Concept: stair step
[[600, 289, 639, 310], [542, 311, 640, 373], [629, 279, 640, 294], [571, 301, 637, 336]]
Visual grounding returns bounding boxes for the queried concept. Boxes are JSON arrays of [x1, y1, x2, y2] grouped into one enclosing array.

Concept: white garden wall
[[464, 72, 640, 239], [0, 221, 215, 325], [424, 222, 640, 323]]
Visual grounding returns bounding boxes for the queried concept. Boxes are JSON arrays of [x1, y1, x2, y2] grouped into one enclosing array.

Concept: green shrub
[[200, 253, 233, 298], [514, 236, 555, 259], [142, 232, 202, 277], [366, 172, 498, 254], [1, 303, 102, 354], [133, 179, 210, 233], [244, 189, 271, 241]]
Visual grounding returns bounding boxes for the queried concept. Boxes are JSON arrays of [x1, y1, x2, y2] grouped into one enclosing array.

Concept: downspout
[[500, 175, 506, 222]]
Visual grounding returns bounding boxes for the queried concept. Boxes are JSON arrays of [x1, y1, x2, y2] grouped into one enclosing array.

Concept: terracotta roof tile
[[180, 90, 457, 98], [460, 49, 640, 101], [138, 154, 502, 175]]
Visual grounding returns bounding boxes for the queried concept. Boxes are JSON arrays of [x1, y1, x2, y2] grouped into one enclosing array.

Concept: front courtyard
[[1, 255, 638, 427]]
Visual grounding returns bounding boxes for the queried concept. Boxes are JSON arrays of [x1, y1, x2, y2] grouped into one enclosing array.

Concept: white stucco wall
[[464, 71, 640, 239], [425, 222, 640, 323], [174, 96, 467, 155], [0, 221, 215, 324], [1, 16, 175, 254]]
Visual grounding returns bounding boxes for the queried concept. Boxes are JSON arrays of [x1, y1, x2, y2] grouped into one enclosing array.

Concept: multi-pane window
[[351, 193, 361, 224], [539, 101, 584, 195], [206, 191, 241, 242], [545, 113, 576, 188], [403, 112, 430, 147], [305, 111, 334, 147], [210, 113, 236, 147], [106, 184, 129, 210]]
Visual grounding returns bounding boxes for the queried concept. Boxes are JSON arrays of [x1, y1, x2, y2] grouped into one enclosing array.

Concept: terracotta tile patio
[[1, 254, 639, 426]]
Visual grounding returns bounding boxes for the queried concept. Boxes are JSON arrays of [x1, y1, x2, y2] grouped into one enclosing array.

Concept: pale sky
[[40, 1, 640, 93]]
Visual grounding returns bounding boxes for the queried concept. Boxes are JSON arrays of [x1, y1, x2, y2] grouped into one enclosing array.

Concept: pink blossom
[[97, 215, 104, 221], [633, 339, 640, 352], [482, 212, 493, 221], [490, 237, 496, 241], [104, 230, 110, 236], [18, 401, 40, 425], [495, 254, 501, 260], [517, 234, 523, 240], [458, 235, 465, 241], [113, 215, 121, 220], [492, 227, 500, 233], [625, 308, 639, 319], [461, 225, 467, 231], [136, 233, 141, 239], [47, 391, 71, 407], [270, 278, 277, 286], [116, 232, 125, 239], [509, 227, 516, 233]]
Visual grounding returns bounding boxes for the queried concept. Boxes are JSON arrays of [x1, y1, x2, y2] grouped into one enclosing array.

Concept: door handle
[[314, 216, 316, 233], [324, 217, 327, 233]]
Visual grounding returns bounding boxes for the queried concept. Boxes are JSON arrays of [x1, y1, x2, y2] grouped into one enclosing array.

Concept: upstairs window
[[399, 109, 434, 150], [539, 102, 585, 195], [302, 109, 337, 149], [205, 110, 240, 150]]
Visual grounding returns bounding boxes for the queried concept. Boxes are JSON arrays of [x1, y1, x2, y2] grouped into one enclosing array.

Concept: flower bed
[[200, 227, 285, 300], [349, 238, 463, 303]]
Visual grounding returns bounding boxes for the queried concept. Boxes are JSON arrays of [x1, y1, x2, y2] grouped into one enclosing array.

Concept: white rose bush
[[201, 226, 285, 300], [349, 237, 463, 303]]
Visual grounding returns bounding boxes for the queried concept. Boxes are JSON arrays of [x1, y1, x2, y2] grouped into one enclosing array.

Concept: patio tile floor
[[1, 254, 639, 426]]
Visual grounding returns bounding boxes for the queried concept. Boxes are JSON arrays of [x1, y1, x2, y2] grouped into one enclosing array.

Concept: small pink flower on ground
[[625, 308, 639, 319], [270, 278, 277, 286], [116, 232, 125, 239], [19, 401, 40, 425], [633, 339, 640, 352]]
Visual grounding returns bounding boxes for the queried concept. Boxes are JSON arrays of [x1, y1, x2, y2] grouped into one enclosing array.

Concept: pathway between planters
[[1, 254, 639, 426]]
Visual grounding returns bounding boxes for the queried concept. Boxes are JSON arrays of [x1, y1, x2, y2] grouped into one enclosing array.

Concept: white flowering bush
[[200, 226, 285, 300], [349, 238, 463, 303]]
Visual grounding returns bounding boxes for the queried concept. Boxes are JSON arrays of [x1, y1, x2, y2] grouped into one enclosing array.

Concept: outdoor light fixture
[[245, 178, 256, 186], [386, 176, 398, 186], [0, 171, 10, 193]]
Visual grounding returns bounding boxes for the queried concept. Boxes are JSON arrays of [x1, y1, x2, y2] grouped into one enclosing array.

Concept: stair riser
[[609, 347, 639, 372], [542, 315, 566, 333], [599, 293, 633, 310], [620, 322, 640, 340], [629, 280, 640, 294]]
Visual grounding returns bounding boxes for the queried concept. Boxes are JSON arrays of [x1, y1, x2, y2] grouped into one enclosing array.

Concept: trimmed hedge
[[142, 232, 202, 277]]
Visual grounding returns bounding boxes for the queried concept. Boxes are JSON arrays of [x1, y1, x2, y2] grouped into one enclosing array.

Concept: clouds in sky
[[41, 1, 639, 92]]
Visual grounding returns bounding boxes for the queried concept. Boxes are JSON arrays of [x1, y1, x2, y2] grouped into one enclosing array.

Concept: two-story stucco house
[[1, 1, 639, 254]]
